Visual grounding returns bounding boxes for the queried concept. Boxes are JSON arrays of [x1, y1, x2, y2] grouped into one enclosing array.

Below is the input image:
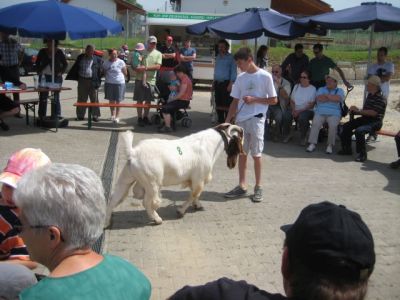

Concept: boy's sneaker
[[224, 185, 248, 198], [251, 186, 263, 203]]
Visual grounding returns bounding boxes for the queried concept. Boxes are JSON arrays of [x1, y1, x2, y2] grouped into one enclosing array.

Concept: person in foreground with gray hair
[[13, 163, 151, 300]]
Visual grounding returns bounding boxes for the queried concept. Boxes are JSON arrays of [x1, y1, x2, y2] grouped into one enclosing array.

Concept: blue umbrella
[[0, 0, 123, 40], [187, 8, 324, 40], [297, 2, 400, 32], [297, 2, 400, 67]]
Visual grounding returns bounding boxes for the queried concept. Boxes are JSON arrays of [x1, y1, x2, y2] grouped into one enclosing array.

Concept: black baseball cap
[[281, 201, 375, 281]]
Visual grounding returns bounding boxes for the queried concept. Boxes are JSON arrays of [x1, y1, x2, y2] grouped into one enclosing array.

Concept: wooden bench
[[20, 98, 39, 126], [375, 129, 397, 138], [73, 102, 162, 129]]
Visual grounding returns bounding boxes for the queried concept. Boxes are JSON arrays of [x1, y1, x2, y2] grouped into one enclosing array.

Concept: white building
[[173, 0, 271, 14]]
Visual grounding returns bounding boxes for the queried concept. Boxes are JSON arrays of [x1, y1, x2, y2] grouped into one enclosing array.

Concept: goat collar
[[214, 128, 229, 151]]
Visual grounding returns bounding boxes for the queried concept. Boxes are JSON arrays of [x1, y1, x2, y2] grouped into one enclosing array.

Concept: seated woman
[[285, 71, 316, 145], [159, 64, 192, 133], [306, 74, 344, 154], [14, 163, 151, 300], [339, 75, 387, 162]]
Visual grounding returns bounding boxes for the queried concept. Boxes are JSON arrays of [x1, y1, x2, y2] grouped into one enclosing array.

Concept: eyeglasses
[[313, 51, 320, 55], [14, 224, 65, 241], [272, 71, 279, 74], [300, 76, 309, 79]]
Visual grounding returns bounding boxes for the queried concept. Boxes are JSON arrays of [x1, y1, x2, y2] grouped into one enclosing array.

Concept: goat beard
[[226, 135, 244, 169]]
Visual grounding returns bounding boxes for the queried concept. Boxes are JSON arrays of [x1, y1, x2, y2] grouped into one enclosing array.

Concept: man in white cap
[[133, 35, 162, 127], [339, 75, 387, 162]]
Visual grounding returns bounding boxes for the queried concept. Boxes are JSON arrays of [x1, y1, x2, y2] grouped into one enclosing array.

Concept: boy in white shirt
[[224, 47, 277, 202], [367, 47, 395, 100]]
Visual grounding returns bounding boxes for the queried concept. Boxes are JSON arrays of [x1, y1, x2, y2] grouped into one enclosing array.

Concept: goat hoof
[[153, 218, 163, 225], [176, 209, 185, 218], [193, 205, 204, 211]]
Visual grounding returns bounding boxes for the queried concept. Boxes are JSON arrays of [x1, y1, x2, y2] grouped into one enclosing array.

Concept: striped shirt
[[363, 92, 387, 121], [0, 38, 22, 67], [0, 205, 29, 261]]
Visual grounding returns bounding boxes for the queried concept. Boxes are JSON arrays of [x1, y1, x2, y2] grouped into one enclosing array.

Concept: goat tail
[[121, 130, 135, 158]]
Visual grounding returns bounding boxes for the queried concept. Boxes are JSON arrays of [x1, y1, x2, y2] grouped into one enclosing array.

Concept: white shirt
[[103, 59, 126, 84], [231, 69, 276, 122], [291, 84, 316, 111], [367, 62, 395, 99]]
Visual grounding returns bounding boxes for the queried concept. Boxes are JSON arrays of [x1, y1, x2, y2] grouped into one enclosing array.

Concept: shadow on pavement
[[361, 160, 400, 196]]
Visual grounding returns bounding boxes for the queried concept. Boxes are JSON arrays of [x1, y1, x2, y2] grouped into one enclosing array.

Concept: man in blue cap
[[168, 201, 375, 300]]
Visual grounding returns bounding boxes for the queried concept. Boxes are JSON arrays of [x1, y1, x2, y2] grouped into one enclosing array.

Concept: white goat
[[105, 123, 244, 226]]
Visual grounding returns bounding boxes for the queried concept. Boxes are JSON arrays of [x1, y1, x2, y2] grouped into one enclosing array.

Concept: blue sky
[[139, 0, 400, 12]]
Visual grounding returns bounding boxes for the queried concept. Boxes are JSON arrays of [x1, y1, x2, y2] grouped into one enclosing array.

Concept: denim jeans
[[340, 117, 382, 154], [38, 74, 63, 118]]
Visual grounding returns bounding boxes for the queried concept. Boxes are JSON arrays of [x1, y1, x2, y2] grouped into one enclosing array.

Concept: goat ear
[[214, 123, 230, 131]]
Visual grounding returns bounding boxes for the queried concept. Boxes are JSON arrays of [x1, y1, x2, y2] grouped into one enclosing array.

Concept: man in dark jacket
[[67, 44, 103, 121], [168, 201, 375, 300], [36, 39, 68, 119]]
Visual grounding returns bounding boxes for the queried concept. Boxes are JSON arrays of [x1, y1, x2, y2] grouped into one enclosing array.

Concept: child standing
[[0, 148, 51, 269], [132, 42, 147, 86]]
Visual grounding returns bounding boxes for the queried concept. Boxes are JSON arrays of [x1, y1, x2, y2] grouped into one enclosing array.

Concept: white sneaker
[[114, 118, 120, 124], [306, 143, 316, 152], [110, 116, 115, 121], [325, 144, 333, 154]]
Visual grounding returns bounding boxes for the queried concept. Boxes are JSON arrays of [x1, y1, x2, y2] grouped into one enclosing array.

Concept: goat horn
[[227, 124, 243, 138]]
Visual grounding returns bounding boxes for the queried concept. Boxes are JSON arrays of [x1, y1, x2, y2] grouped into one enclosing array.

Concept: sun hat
[[135, 43, 145, 51], [281, 201, 375, 281], [325, 73, 340, 82], [0, 148, 51, 188], [367, 75, 381, 87]]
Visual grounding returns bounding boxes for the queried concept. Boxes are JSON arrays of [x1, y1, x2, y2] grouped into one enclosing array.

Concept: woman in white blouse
[[284, 71, 316, 145]]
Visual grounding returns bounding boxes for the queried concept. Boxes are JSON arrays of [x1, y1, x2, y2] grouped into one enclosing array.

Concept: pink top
[[180, 74, 192, 101]]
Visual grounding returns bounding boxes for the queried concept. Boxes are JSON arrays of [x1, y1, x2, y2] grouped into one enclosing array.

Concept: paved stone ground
[[0, 77, 399, 300]]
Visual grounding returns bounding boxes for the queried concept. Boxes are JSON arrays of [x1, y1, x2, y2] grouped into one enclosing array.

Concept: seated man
[[267, 65, 291, 141], [168, 201, 375, 300], [339, 75, 386, 162]]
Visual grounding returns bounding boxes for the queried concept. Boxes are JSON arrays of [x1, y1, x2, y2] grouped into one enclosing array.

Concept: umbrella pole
[[254, 38, 258, 57], [364, 24, 375, 104], [52, 39, 55, 84]]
